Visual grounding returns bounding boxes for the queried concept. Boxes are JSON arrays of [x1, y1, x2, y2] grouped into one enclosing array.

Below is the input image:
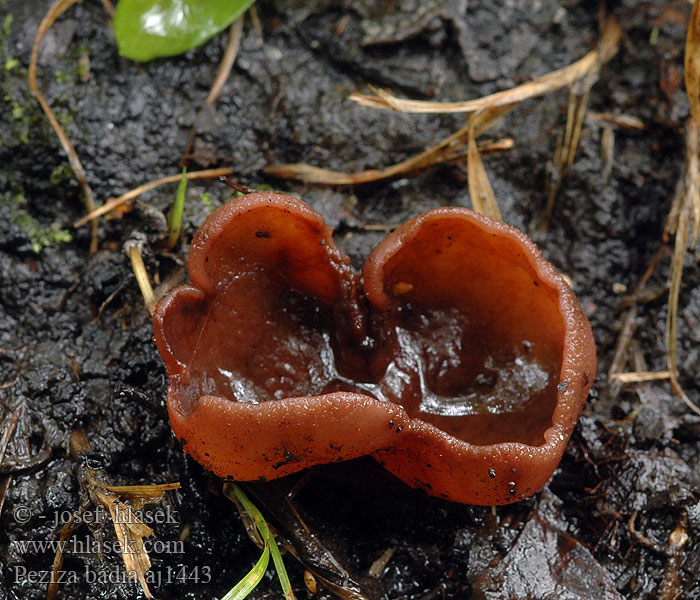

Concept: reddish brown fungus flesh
[[153, 192, 596, 505]]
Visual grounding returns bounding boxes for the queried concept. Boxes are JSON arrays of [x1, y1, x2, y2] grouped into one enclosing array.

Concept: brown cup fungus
[[153, 192, 596, 505]]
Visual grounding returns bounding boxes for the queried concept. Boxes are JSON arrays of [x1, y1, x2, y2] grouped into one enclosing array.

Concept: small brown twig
[[29, 0, 99, 252], [182, 18, 245, 166]]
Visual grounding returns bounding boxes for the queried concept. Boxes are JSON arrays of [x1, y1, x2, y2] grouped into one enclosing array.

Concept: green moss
[[4, 95, 31, 143], [3, 193, 73, 253], [54, 69, 71, 84], [54, 109, 74, 128], [1, 10, 39, 145], [50, 163, 75, 186], [76, 60, 89, 81], [200, 192, 213, 211]]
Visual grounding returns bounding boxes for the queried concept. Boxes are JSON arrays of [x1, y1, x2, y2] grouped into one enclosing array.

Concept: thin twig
[[182, 18, 245, 165], [29, 0, 98, 252], [207, 18, 244, 105]]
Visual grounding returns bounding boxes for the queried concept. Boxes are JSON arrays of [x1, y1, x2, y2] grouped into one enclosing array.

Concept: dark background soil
[[1, 1, 700, 599]]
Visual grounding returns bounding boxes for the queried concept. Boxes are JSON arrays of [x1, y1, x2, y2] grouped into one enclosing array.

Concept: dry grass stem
[[249, 4, 264, 46], [182, 19, 244, 164], [350, 19, 621, 114], [368, 548, 395, 578], [52, 432, 180, 600], [88, 480, 180, 599], [207, 18, 244, 105], [127, 245, 156, 315], [105, 483, 181, 509], [467, 114, 502, 220], [604, 242, 670, 404], [265, 136, 512, 185], [29, 0, 99, 252], [270, 20, 619, 200], [47, 514, 80, 600], [686, 0, 700, 125], [73, 167, 234, 227], [606, 307, 638, 383], [537, 19, 619, 233], [601, 126, 615, 184], [362, 224, 399, 232], [665, 120, 700, 415], [91, 486, 155, 598], [538, 84, 592, 233], [611, 371, 671, 384], [99, 0, 115, 16], [587, 111, 645, 130]]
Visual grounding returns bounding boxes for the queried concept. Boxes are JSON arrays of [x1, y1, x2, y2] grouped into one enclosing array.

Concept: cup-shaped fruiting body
[[153, 192, 596, 505]]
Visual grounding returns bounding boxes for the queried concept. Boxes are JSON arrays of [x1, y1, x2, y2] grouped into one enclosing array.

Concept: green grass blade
[[167, 168, 187, 249], [224, 483, 296, 600], [267, 531, 294, 599], [220, 542, 270, 600]]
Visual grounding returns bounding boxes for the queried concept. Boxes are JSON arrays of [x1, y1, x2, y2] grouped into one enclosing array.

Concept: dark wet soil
[[1, 0, 700, 599]]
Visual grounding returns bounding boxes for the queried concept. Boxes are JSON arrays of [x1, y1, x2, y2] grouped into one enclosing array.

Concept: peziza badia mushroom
[[152, 192, 596, 505]]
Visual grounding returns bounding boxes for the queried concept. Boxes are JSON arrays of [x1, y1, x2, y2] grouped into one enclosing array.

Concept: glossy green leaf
[[113, 0, 254, 62]]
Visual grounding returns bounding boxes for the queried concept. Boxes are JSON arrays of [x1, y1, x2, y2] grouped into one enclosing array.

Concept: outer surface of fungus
[[153, 192, 596, 505]]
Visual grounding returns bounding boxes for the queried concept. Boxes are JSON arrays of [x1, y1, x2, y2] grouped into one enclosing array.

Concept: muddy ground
[[1, 0, 700, 598]]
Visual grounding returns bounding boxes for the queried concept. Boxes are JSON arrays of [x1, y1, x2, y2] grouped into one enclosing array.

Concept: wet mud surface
[[1, 0, 700, 598]]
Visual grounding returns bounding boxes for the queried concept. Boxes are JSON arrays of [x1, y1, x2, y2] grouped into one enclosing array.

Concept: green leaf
[[113, 0, 254, 62]]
